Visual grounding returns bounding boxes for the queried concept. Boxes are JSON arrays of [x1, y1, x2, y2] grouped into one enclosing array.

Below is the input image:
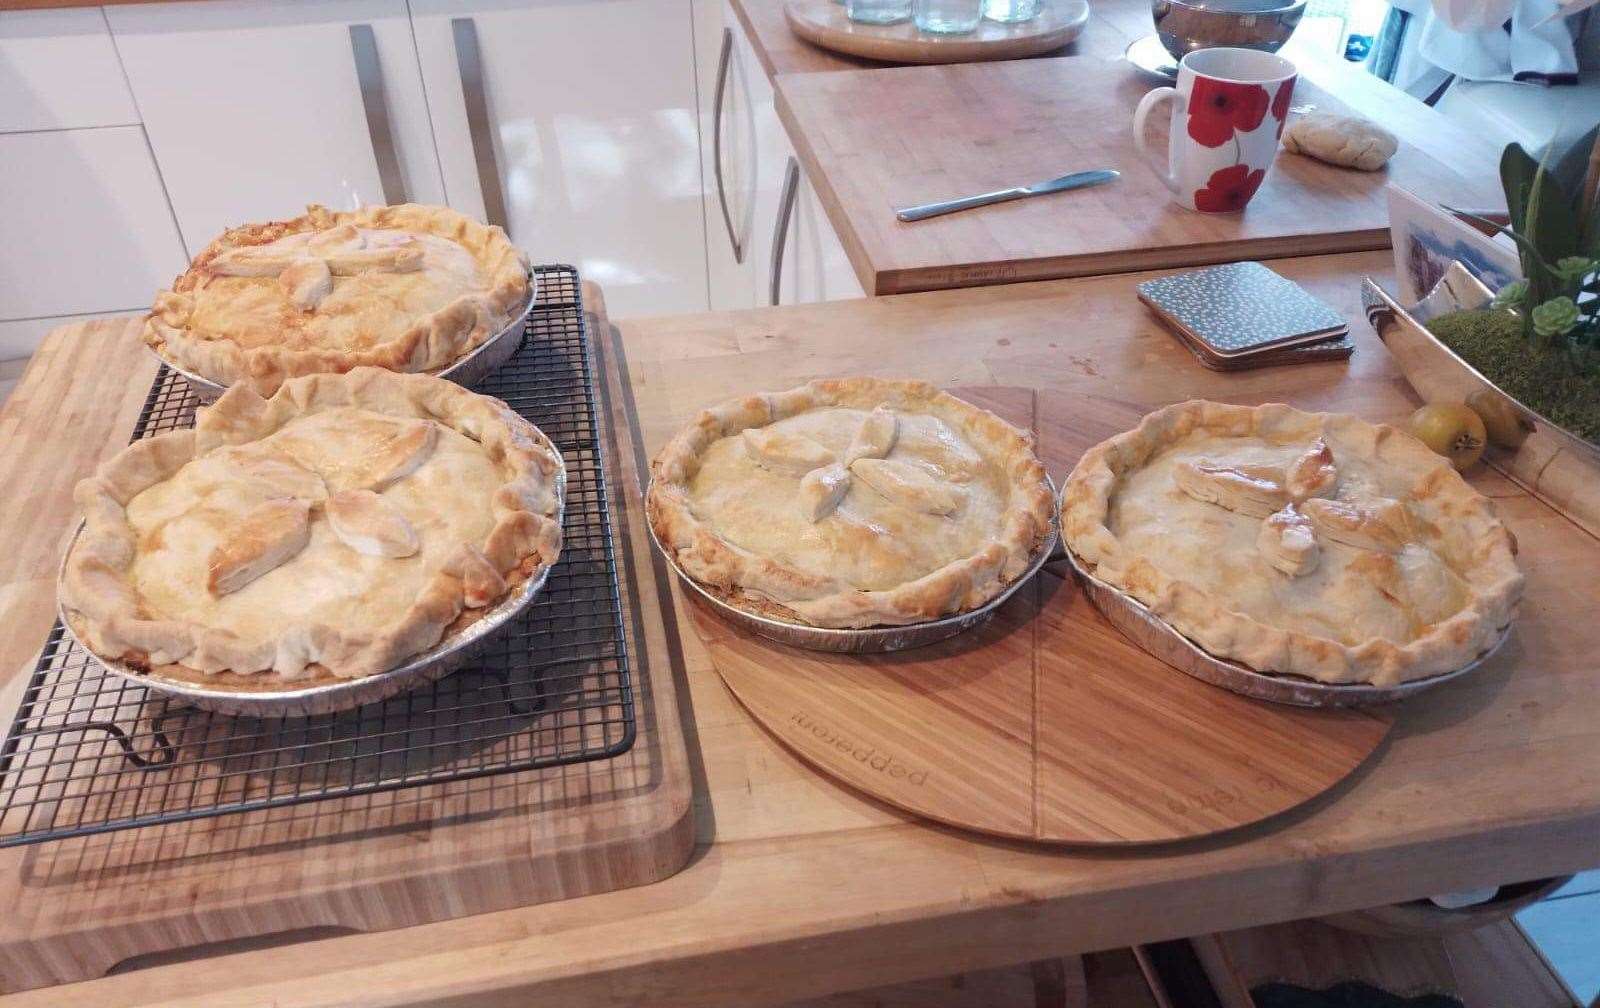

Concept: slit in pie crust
[[647, 378, 1055, 629], [60, 368, 565, 685], [1061, 400, 1523, 686], [143, 204, 530, 396]]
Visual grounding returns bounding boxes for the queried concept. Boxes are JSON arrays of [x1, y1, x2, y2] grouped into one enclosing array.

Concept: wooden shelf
[[1193, 918, 1583, 1007]]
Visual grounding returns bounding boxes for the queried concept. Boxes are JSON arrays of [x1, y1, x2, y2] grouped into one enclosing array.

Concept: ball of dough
[[1282, 113, 1398, 171]]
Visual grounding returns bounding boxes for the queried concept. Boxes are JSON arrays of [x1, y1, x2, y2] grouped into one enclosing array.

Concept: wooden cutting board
[[692, 387, 1393, 845], [776, 57, 1504, 294], [0, 302, 696, 992], [783, 0, 1089, 65]]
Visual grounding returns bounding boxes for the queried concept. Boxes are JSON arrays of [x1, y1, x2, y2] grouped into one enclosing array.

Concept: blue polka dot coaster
[[1136, 261, 1350, 363]]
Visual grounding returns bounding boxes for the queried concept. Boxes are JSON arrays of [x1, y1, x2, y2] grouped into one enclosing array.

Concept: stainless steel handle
[[896, 187, 1028, 222], [770, 157, 800, 307], [452, 17, 509, 230], [712, 28, 744, 263], [348, 24, 406, 205]]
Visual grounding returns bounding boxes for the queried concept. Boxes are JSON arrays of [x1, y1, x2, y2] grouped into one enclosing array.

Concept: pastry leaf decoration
[[762, 407, 961, 522], [798, 463, 851, 522], [339, 419, 439, 493], [845, 405, 899, 464], [327, 489, 420, 558], [1177, 441, 1412, 578], [850, 458, 963, 516], [207, 497, 312, 596], [209, 226, 424, 310], [742, 428, 836, 476]]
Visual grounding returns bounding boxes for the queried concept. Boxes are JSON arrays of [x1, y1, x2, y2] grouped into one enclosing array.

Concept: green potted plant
[[1362, 129, 1600, 539]]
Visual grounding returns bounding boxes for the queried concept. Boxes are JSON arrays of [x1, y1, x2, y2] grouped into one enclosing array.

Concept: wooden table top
[[778, 58, 1502, 294], [735, 0, 1506, 296], [8, 255, 1599, 1007]]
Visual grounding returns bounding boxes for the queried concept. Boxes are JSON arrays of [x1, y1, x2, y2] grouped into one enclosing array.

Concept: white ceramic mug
[[1132, 48, 1297, 213]]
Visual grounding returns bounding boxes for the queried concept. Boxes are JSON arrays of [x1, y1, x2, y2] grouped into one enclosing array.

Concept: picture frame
[[1386, 184, 1521, 305]]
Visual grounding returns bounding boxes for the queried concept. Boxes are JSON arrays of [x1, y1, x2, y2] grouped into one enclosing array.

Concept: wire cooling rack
[[0, 266, 635, 847]]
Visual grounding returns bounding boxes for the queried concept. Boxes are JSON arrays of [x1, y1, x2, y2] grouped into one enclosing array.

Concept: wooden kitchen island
[[2, 252, 1598, 1006], [1, 0, 1595, 1001]]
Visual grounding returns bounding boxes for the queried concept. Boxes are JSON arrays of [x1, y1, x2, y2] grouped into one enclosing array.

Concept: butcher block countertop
[[4, 258, 1600, 1007], [733, 0, 1505, 295]]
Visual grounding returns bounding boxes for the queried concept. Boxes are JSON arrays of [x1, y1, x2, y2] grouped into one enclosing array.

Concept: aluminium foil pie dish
[[645, 377, 1058, 652], [57, 368, 566, 716], [143, 203, 533, 401], [1059, 399, 1523, 704]]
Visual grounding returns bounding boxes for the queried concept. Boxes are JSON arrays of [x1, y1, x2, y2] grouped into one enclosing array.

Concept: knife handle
[[896, 187, 1027, 223]]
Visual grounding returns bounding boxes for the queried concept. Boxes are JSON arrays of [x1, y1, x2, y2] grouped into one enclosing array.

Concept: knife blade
[[895, 169, 1120, 223]]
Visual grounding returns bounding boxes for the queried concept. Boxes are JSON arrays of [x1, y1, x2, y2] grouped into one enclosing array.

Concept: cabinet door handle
[[770, 156, 800, 307], [712, 28, 744, 263], [348, 24, 407, 205], [451, 17, 509, 230]]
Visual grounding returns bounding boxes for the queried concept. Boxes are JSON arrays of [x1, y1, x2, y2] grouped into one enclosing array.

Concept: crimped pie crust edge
[[646, 377, 1056, 629], [144, 203, 530, 396], [1060, 399, 1523, 687], [60, 367, 565, 683]]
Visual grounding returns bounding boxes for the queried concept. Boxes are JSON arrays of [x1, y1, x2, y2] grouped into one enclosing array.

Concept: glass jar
[[847, 0, 913, 24], [915, 0, 983, 32], [984, 0, 1042, 21]]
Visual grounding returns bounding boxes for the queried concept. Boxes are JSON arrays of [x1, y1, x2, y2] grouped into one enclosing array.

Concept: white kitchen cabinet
[[694, 0, 788, 311], [0, 8, 139, 133], [106, 0, 444, 256], [409, 0, 708, 319], [693, 1, 863, 309], [0, 128, 187, 347], [778, 169, 867, 305]]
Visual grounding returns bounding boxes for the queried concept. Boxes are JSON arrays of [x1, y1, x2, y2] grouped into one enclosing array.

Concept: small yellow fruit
[[1409, 403, 1487, 471], [1466, 389, 1533, 449]]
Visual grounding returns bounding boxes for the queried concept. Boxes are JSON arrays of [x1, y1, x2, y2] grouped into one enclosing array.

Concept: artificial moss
[[1427, 309, 1600, 443]]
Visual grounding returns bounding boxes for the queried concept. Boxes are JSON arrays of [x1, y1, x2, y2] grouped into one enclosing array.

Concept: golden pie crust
[[144, 204, 529, 396], [647, 378, 1055, 628], [61, 368, 564, 684], [1061, 400, 1523, 686]]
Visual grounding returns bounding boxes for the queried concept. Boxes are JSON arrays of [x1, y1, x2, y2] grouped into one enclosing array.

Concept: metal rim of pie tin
[[152, 274, 540, 404], [55, 468, 565, 719], [1061, 547, 1510, 708], [646, 477, 1059, 654]]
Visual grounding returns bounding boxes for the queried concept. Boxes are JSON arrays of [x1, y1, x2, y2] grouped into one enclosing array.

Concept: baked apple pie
[[61, 368, 564, 686], [144, 204, 529, 395], [1061, 400, 1523, 686], [647, 378, 1055, 628]]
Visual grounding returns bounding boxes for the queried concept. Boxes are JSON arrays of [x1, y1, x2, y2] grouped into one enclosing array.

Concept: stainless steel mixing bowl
[[1152, 0, 1307, 60]]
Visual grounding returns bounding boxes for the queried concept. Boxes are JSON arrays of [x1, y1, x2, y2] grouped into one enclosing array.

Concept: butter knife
[[895, 169, 1120, 222]]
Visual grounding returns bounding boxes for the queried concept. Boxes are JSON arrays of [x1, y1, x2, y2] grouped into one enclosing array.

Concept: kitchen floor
[[1518, 871, 1600, 1003]]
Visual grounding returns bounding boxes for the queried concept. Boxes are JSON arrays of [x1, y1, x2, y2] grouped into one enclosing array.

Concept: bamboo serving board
[[688, 387, 1393, 845], [776, 57, 1505, 294], [783, 0, 1089, 65], [0, 307, 695, 993]]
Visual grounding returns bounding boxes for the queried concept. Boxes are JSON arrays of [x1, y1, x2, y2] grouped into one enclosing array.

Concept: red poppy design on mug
[[1269, 78, 1296, 138], [1186, 78, 1271, 147], [1193, 163, 1267, 212]]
